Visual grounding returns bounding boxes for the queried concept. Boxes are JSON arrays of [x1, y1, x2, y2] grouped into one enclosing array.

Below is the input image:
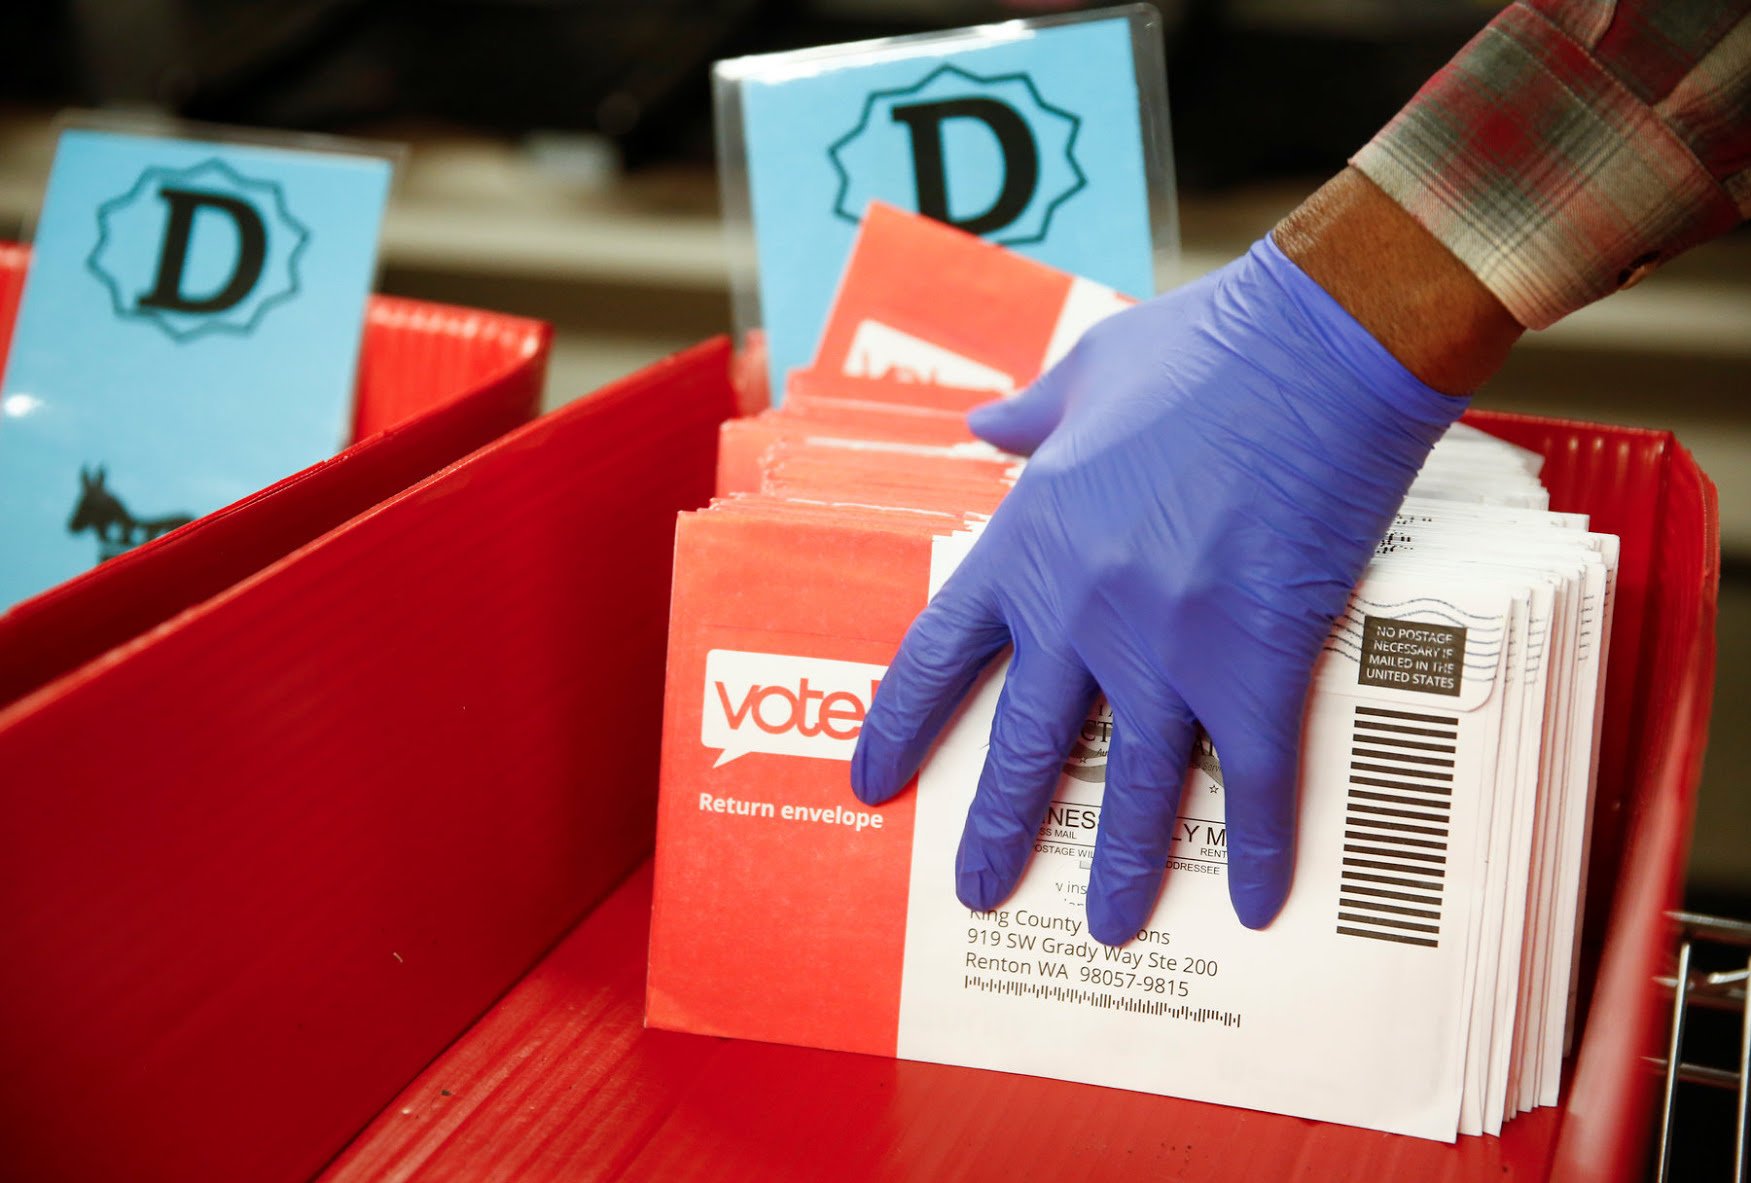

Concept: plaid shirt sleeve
[[1352, 0, 1751, 329]]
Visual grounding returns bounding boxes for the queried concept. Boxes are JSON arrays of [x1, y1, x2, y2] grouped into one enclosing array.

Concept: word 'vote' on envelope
[[0, 124, 393, 609]]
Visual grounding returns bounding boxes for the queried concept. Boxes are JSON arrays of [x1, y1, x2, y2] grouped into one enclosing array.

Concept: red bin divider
[[0, 336, 735, 1183], [0, 243, 552, 710], [1470, 411, 1720, 1181]]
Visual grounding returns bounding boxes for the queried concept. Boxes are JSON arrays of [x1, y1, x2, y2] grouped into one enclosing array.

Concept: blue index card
[[0, 127, 392, 608], [731, 13, 1158, 401]]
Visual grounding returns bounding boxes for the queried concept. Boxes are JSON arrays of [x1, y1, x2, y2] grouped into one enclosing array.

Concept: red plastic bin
[[0, 337, 1716, 1182], [0, 242, 551, 708], [0, 337, 733, 1183]]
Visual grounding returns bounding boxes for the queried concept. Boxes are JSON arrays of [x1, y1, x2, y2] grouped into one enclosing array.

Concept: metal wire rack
[[1654, 912, 1751, 1182]]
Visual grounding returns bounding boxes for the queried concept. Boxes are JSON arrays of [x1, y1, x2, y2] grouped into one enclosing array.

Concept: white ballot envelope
[[892, 531, 1521, 1141]]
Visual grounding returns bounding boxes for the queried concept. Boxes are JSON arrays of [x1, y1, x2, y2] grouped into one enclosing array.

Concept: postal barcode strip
[[1349, 788, 1452, 811], [1343, 904, 1441, 929], [1354, 727, 1456, 745], [1344, 856, 1445, 880], [1342, 881, 1442, 906], [1344, 868, 1444, 891], [1346, 814, 1448, 836], [1343, 842, 1446, 864], [1346, 814, 1449, 838], [1350, 761, 1455, 781], [1349, 800, 1450, 823], [1345, 824, 1446, 847], [1350, 775, 1453, 796], [1338, 910, 1439, 934], [1338, 703, 1459, 949], [1351, 735, 1457, 754], [1353, 721, 1457, 739], [1355, 706, 1458, 725], [1336, 925, 1439, 948], [1352, 746, 1455, 767], [960, 976, 1243, 1026]]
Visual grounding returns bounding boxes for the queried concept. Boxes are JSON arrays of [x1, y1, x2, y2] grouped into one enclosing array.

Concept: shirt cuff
[[1351, 1, 1741, 329]]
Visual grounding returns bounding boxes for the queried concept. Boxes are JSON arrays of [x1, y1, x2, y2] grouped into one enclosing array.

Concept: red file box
[[0, 242, 551, 707], [0, 330, 1715, 1181]]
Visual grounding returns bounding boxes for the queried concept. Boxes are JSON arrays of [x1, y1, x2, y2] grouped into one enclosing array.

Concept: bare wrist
[[1272, 168, 1522, 396]]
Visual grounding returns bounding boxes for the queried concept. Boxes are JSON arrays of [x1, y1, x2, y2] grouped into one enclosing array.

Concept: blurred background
[[1, 0, 1745, 1169]]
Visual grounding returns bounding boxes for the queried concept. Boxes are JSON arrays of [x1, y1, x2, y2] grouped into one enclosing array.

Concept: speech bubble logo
[[703, 649, 887, 767]]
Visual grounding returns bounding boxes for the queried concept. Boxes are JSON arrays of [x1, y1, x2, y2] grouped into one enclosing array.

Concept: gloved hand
[[849, 235, 1468, 944]]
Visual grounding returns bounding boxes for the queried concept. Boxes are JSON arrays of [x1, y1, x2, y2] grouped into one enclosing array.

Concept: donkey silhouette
[[67, 466, 194, 561]]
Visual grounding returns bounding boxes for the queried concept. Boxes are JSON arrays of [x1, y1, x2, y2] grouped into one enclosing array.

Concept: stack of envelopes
[[648, 204, 1617, 1143]]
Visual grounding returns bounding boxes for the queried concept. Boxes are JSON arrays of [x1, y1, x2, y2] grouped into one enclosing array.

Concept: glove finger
[[956, 641, 1098, 911], [1085, 694, 1200, 946], [966, 366, 1070, 456], [963, 267, 1224, 456], [852, 581, 1008, 806], [1206, 706, 1305, 930]]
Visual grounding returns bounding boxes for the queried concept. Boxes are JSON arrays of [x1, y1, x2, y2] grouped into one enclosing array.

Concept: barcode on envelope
[[1337, 705, 1456, 949]]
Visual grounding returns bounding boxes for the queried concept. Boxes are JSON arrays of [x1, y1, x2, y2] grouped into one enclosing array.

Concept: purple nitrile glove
[[850, 236, 1468, 944]]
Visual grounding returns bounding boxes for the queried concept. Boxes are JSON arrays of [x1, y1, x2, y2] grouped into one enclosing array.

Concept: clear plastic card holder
[[0, 111, 402, 608], [714, 4, 1177, 402], [25, 109, 406, 240]]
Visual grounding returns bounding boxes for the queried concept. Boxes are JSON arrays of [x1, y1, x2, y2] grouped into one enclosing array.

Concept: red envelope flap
[[814, 203, 1071, 389]]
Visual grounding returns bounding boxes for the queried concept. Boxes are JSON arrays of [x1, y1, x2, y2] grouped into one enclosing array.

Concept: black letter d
[[891, 97, 1039, 237], [137, 188, 267, 315]]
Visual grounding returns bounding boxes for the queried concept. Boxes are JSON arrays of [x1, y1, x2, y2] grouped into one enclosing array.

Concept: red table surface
[[325, 863, 1567, 1182]]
